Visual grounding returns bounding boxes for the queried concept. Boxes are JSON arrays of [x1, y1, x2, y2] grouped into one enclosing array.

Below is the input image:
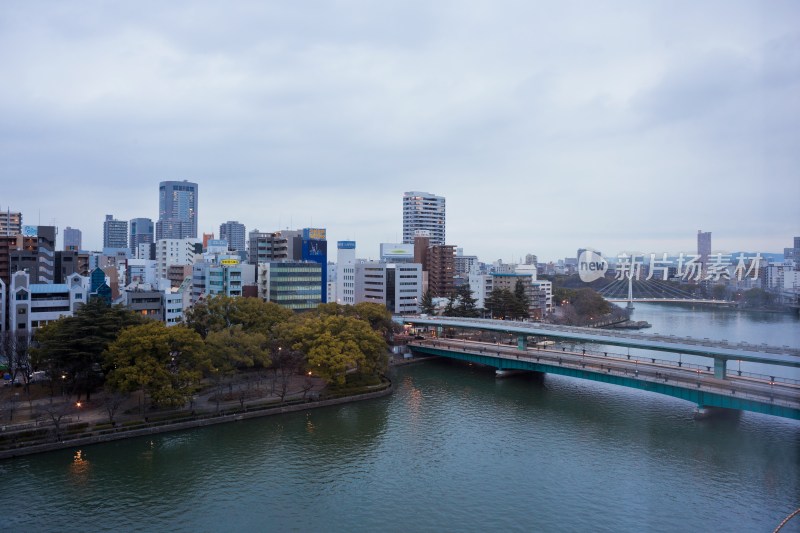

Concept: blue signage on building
[[337, 241, 356, 250], [301, 238, 328, 303]]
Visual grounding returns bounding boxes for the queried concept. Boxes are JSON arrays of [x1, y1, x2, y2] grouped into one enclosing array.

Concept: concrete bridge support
[[714, 358, 727, 379], [694, 406, 741, 420], [517, 335, 527, 351]]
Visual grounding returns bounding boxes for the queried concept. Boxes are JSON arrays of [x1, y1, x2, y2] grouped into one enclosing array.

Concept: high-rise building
[[155, 238, 199, 280], [248, 230, 296, 264], [413, 231, 431, 270], [63, 227, 82, 251], [336, 241, 357, 305], [427, 244, 456, 298], [403, 191, 445, 246], [157, 180, 198, 239], [697, 230, 712, 264], [455, 248, 479, 276], [219, 221, 246, 252], [354, 262, 423, 314], [8, 226, 57, 284], [257, 261, 322, 311], [0, 209, 22, 236], [130, 218, 154, 255], [103, 215, 128, 249], [300, 228, 328, 303]]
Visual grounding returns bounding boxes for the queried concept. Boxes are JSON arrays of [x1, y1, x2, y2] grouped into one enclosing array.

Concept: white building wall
[[156, 238, 198, 280], [336, 243, 357, 305], [468, 273, 492, 309], [393, 263, 423, 314], [9, 271, 88, 332], [354, 262, 386, 305]]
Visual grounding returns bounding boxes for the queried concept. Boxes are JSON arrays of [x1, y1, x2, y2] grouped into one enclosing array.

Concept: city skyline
[[1, 1, 798, 260]]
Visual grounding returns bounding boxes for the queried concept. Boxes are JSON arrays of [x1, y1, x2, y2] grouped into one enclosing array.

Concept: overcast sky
[[1, 1, 798, 262]]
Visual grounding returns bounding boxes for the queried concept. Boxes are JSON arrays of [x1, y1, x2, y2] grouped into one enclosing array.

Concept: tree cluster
[[29, 296, 391, 413], [442, 284, 481, 318], [553, 287, 620, 326], [483, 282, 530, 321], [31, 299, 145, 400]]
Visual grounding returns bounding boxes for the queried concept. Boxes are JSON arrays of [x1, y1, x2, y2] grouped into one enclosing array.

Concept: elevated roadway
[[407, 337, 800, 420]]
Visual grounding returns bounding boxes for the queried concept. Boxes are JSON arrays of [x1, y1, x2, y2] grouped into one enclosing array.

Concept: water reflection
[[2, 305, 798, 533], [68, 449, 90, 485]]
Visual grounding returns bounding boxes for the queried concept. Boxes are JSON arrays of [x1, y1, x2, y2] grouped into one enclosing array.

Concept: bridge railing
[[413, 339, 800, 409], [405, 316, 800, 357], [419, 336, 800, 388]]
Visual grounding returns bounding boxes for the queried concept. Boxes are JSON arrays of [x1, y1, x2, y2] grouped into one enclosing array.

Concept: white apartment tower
[[403, 191, 445, 246]]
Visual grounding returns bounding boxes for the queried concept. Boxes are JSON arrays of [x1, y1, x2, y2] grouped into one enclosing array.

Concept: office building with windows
[[63, 227, 82, 251], [157, 180, 198, 239], [130, 218, 154, 255], [219, 221, 246, 253], [103, 215, 128, 249], [257, 261, 322, 311], [0, 209, 22, 236]]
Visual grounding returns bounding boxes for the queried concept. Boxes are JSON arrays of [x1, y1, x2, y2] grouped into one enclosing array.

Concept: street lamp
[[76, 401, 82, 421]]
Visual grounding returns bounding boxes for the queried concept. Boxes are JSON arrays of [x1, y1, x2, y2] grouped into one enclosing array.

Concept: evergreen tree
[[512, 280, 531, 320], [32, 299, 144, 400], [420, 290, 436, 315], [456, 283, 480, 317], [443, 294, 457, 317]]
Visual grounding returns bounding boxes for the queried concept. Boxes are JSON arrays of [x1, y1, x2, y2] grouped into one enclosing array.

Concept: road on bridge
[[409, 338, 800, 412]]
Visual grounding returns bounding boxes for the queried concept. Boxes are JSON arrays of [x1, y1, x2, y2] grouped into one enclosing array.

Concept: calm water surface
[[1, 304, 798, 532]]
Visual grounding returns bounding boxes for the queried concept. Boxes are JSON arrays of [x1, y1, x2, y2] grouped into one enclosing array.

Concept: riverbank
[[0, 377, 392, 460]]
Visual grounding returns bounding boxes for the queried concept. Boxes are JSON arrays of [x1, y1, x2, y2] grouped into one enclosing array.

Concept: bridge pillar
[[714, 358, 727, 380], [517, 335, 527, 351]]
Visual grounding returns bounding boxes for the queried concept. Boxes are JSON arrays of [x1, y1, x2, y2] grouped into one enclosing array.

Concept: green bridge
[[401, 317, 800, 421]]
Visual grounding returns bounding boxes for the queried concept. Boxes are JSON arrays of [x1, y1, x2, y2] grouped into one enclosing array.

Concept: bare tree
[[102, 387, 129, 426], [36, 398, 75, 442], [274, 349, 304, 403], [301, 375, 314, 400], [0, 331, 31, 390]]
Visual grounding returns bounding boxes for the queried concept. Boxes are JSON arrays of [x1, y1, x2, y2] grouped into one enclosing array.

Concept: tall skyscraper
[[63, 227, 82, 251], [403, 191, 445, 246], [219, 221, 246, 252], [103, 215, 128, 249], [157, 180, 198, 240], [697, 230, 711, 264], [130, 218, 154, 255], [0, 209, 22, 236]]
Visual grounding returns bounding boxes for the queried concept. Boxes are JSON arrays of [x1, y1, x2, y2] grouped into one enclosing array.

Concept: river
[[1, 304, 798, 532]]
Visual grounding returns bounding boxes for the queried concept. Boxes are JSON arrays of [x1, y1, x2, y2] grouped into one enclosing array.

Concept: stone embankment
[[0, 379, 392, 460]]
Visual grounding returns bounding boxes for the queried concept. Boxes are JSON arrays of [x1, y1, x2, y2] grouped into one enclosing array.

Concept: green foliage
[[567, 288, 611, 318], [275, 314, 387, 386], [553, 287, 577, 306], [184, 295, 293, 338], [513, 281, 530, 320], [310, 302, 395, 339], [205, 325, 272, 374], [741, 288, 774, 308], [105, 322, 211, 409], [711, 284, 728, 300], [443, 294, 457, 317], [484, 284, 529, 320], [31, 299, 144, 399], [442, 284, 480, 318], [420, 290, 436, 315]]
